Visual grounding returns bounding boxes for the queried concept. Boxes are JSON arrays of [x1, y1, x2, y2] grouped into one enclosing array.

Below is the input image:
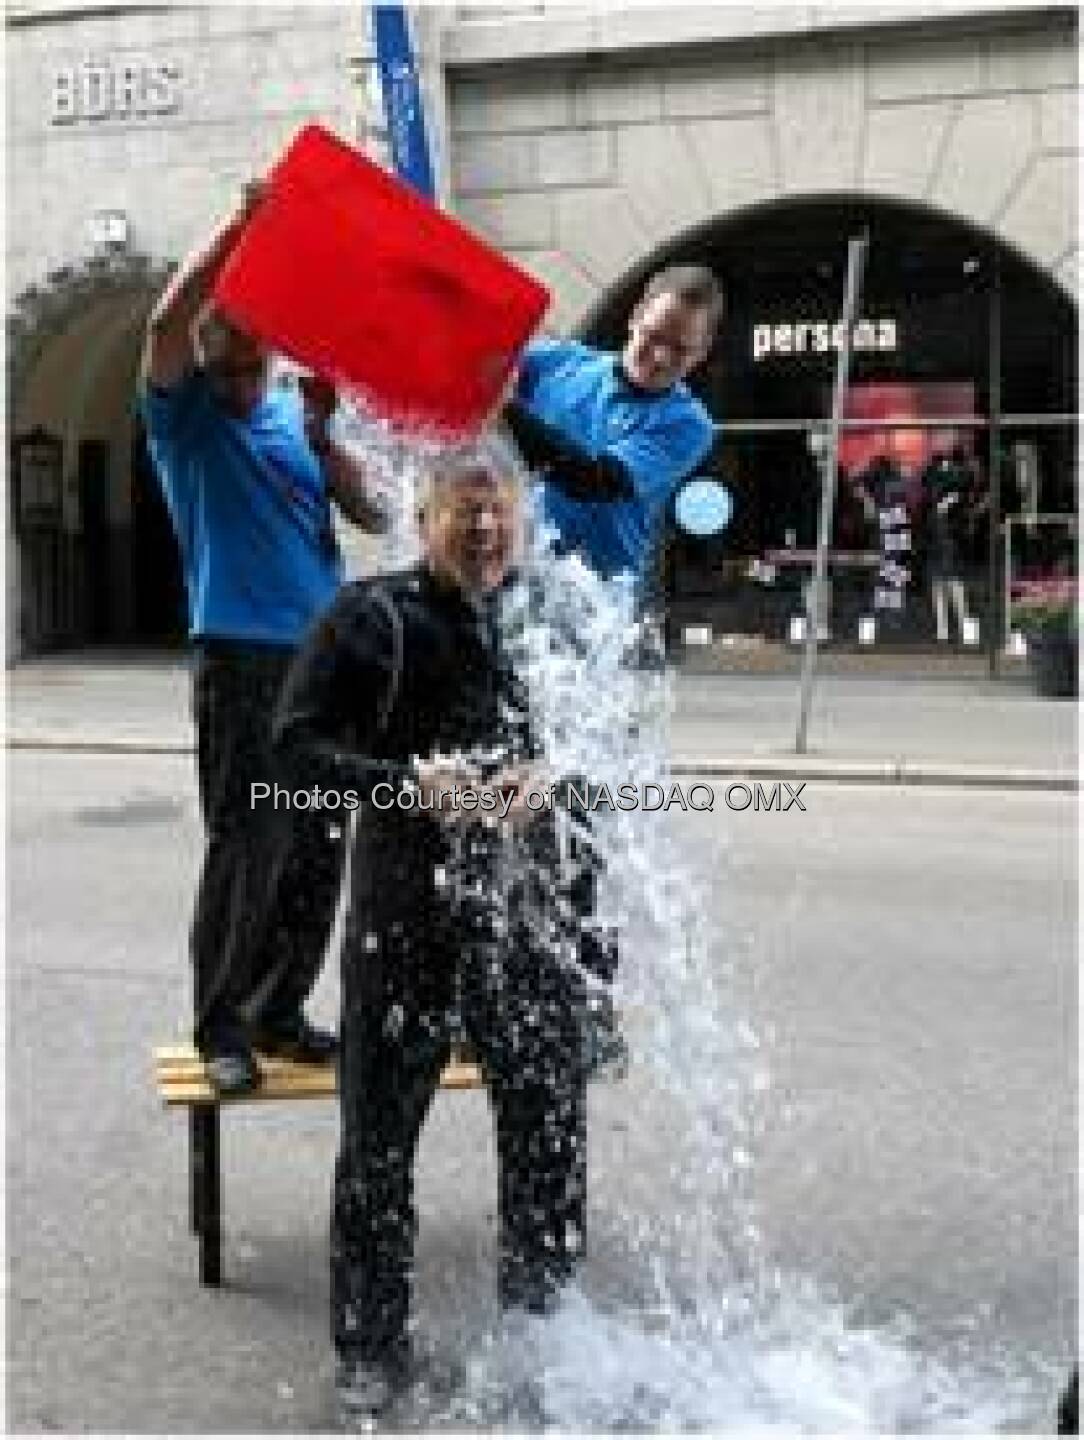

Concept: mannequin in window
[[834, 466, 877, 550], [833, 467, 878, 636], [923, 448, 974, 643]]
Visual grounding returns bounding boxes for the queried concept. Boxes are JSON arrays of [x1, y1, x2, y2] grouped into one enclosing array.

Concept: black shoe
[[203, 1045, 259, 1097], [334, 1351, 408, 1427], [1058, 1366, 1078, 1434], [252, 1013, 337, 1065]]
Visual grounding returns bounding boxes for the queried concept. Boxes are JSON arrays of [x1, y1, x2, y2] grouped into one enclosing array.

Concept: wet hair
[[639, 264, 725, 330], [417, 430, 527, 518]]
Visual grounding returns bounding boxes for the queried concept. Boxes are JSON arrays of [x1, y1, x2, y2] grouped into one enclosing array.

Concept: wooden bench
[[153, 1042, 483, 1287]]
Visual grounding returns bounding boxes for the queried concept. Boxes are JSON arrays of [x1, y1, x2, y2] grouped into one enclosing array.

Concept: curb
[[8, 736, 195, 755], [671, 758, 1077, 792], [7, 734, 1077, 792]]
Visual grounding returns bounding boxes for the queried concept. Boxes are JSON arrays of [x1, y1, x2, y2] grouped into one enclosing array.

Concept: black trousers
[[331, 888, 588, 1363], [567, 819, 617, 983], [190, 641, 344, 1050]]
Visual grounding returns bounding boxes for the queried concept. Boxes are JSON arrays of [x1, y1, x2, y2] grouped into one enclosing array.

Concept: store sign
[[50, 58, 181, 125], [752, 317, 897, 363]]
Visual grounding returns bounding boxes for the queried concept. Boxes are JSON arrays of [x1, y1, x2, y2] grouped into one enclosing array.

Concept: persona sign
[[752, 317, 898, 362]]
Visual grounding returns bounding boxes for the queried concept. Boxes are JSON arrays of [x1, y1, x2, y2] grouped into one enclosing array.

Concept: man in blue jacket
[[140, 183, 386, 1095], [504, 263, 722, 588]]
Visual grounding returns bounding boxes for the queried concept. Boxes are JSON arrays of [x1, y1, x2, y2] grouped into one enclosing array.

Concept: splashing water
[[332, 400, 1059, 1433], [432, 1284, 1051, 1434]]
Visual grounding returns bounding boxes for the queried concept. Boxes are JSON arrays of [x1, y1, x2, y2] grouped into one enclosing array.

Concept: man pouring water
[[139, 179, 387, 1095], [503, 263, 722, 589]]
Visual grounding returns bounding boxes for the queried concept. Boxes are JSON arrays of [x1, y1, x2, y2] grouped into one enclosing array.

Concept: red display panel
[[213, 124, 550, 437], [839, 381, 978, 505]]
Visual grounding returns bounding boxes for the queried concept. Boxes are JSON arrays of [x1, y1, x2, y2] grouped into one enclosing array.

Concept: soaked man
[[140, 182, 386, 1094], [273, 442, 587, 1424]]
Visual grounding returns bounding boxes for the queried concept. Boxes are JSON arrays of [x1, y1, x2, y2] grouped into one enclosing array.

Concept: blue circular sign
[[675, 478, 733, 537]]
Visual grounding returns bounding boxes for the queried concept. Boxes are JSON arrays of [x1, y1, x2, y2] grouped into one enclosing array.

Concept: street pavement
[[6, 651, 1079, 786], [5, 748, 1076, 1432]]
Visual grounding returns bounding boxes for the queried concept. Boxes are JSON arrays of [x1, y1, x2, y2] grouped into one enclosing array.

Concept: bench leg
[[190, 1103, 221, 1287], [189, 1107, 202, 1233]]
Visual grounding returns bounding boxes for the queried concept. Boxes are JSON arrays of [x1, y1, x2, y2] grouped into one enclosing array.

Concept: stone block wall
[[446, 11, 1080, 329], [6, 5, 367, 298]]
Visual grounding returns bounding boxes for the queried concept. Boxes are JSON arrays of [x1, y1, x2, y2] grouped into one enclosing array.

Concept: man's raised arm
[[503, 398, 635, 503], [299, 374, 390, 535], [140, 181, 264, 390]]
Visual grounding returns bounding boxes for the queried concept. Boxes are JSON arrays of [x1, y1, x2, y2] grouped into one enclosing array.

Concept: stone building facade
[[5, 2, 1079, 656], [445, 4, 1079, 326]]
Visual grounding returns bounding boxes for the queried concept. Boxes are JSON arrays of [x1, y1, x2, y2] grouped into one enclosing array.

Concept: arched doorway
[[8, 259, 186, 657], [580, 195, 1078, 656]]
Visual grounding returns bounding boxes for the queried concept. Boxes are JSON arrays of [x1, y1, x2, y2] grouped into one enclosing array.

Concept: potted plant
[[1011, 576, 1079, 698]]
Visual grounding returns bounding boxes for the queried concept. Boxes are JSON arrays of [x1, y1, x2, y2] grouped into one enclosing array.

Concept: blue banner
[[372, 4, 436, 201]]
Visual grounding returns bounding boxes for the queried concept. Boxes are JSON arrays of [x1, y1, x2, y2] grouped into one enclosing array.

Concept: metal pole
[[987, 250, 1003, 678], [716, 413, 1077, 436], [795, 232, 869, 754], [372, 4, 437, 201], [1003, 517, 1013, 652]]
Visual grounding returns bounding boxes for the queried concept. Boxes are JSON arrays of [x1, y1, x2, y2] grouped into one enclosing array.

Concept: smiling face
[[422, 464, 522, 596], [622, 292, 714, 393]]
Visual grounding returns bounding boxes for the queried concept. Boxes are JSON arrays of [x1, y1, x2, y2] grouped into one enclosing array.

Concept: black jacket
[[272, 565, 537, 926]]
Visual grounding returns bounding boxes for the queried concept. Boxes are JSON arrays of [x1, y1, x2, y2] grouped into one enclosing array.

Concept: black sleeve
[[272, 586, 412, 799], [502, 399, 634, 502]]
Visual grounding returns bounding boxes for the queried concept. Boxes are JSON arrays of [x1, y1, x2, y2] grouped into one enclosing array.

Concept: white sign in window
[[751, 317, 898, 363], [683, 625, 713, 647]]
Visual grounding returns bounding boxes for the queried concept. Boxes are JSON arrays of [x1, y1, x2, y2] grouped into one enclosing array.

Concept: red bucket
[[213, 124, 550, 437]]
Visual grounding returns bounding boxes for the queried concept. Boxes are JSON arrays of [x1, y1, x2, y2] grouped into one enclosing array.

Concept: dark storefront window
[[584, 196, 1078, 655]]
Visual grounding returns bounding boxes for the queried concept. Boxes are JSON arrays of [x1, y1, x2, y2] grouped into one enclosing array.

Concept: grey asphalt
[[5, 748, 1076, 1432], [6, 653, 1079, 786]]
